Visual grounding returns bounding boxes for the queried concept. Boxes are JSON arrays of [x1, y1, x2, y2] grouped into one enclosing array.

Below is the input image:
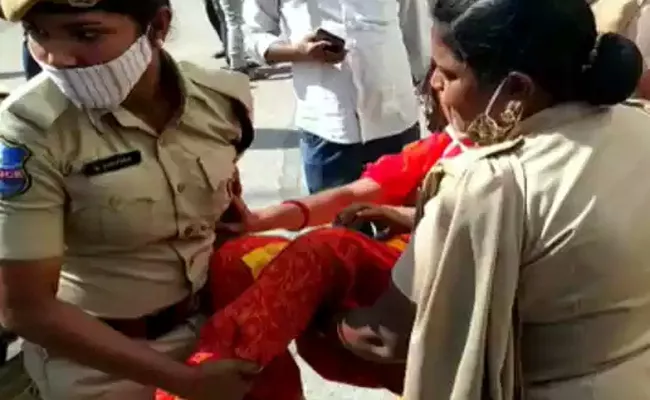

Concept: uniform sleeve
[[0, 123, 65, 260], [243, 0, 284, 65], [392, 157, 525, 399]]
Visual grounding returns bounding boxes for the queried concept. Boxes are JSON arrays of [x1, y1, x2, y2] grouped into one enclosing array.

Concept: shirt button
[[183, 226, 196, 238], [200, 223, 211, 232], [108, 197, 122, 209], [176, 183, 186, 193]]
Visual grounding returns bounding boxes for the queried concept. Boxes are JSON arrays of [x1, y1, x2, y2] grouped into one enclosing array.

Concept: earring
[[500, 100, 524, 134], [466, 100, 524, 146]]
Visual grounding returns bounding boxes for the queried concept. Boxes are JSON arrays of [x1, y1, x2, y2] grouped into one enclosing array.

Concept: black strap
[[229, 98, 254, 155]]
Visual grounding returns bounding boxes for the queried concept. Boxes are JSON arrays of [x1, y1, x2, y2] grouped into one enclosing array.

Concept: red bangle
[[283, 200, 310, 231]]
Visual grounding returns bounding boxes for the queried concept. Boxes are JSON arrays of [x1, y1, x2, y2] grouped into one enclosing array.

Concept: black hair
[[419, 62, 447, 132], [432, 0, 643, 105], [28, 0, 171, 30]]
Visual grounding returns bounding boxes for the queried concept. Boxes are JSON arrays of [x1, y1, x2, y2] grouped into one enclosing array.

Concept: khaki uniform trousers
[[22, 316, 204, 400]]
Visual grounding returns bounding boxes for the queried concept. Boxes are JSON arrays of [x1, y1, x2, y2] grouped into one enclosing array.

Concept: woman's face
[[24, 11, 141, 68], [429, 29, 493, 133]]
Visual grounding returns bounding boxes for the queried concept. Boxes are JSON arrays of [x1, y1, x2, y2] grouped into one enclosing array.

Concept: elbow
[[336, 282, 416, 363], [337, 320, 410, 364], [336, 308, 414, 364]]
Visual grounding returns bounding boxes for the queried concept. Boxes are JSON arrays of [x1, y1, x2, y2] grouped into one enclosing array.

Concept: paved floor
[[0, 1, 397, 399]]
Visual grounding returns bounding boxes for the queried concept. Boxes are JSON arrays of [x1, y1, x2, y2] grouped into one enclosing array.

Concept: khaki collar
[[517, 102, 601, 137]]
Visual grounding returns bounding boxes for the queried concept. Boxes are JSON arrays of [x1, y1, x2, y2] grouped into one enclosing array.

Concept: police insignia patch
[[0, 138, 32, 199]]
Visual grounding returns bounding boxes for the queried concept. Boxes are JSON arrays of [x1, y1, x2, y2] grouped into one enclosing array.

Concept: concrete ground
[[0, 1, 397, 399]]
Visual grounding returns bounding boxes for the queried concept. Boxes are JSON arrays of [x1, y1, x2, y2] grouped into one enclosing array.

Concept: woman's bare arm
[[0, 259, 197, 396], [249, 178, 383, 232]]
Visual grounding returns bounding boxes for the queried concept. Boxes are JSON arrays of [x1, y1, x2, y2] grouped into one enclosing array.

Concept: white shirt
[[625, 0, 650, 66], [243, 0, 431, 144]]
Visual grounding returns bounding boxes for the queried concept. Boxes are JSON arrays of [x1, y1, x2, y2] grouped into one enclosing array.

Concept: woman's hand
[[215, 168, 260, 235], [180, 359, 261, 400], [216, 196, 258, 235], [334, 204, 415, 237]]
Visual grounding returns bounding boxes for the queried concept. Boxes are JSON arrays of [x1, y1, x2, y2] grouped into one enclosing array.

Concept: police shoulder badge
[[0, 138, 32, 199]]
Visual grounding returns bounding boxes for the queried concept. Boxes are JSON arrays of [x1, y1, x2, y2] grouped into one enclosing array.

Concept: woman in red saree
[[156, 69, 473, 399], [156, 129, 472, 400]]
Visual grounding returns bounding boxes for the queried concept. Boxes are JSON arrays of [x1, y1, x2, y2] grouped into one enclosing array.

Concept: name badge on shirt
[[82, 151, 142, 177]]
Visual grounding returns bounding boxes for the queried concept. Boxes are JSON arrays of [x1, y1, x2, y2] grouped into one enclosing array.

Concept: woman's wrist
[[249, 200, 310, 232], [282, 200, 310, 231]]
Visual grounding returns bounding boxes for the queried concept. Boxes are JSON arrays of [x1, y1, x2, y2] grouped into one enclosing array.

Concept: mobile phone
[[315, 28, 346, 53]]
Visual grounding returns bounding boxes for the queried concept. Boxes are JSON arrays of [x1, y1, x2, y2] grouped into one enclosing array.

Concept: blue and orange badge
[[0, 138, 32, 199]]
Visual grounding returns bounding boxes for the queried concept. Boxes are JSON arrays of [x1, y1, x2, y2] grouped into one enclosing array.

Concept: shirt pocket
[[64, 163, 168, 250], [196, 156, 234, 222]]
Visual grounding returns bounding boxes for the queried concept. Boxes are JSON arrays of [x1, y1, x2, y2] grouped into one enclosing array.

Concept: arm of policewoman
[[0, 130, 197, 396]]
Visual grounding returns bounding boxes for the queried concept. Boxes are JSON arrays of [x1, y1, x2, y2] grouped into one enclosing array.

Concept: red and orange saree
[[156, 132, 472, 400]]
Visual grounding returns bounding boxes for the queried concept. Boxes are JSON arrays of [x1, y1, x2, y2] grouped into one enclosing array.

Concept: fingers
[[229, 170, 242, 197], [335, 203, 371, 226], [355, 207, 386, 221], [310, 40, 333, 49], [323, 49, 347, 63], [230, 195, 249, 211], [215, 221, 245, 234], [227, 196, 251, 221], [310, 41, 346, 64], [222, 359, 263, 378], [238, 365, 263, 378]]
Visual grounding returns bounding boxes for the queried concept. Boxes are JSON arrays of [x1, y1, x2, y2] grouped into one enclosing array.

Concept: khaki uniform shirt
[[394, 103, 650, 399], [0, 57, 252, 319]]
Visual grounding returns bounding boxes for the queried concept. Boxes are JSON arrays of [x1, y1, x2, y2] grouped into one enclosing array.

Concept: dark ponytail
[[578, 32, 643, 105]]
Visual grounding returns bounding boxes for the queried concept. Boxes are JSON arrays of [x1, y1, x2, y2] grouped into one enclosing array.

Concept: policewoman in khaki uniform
[[331, 0, 650, 399], [0, 1, 260, 399]]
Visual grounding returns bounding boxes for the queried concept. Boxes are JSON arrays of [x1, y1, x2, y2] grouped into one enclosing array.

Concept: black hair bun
[[580, 32, 644, 105]]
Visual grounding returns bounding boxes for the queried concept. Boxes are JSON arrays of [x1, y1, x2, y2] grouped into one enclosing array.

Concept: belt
[[101, 285, 213, 341]]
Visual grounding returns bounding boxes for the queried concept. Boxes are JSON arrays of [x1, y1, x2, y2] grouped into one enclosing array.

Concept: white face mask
[[35, 34, 153, 110]]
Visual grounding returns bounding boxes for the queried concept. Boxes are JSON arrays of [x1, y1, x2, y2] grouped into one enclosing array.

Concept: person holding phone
[[243, 0, 432, 193]]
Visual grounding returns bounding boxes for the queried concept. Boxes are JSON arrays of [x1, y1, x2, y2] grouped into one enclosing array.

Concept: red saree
[[156, 132, 473, 400]]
